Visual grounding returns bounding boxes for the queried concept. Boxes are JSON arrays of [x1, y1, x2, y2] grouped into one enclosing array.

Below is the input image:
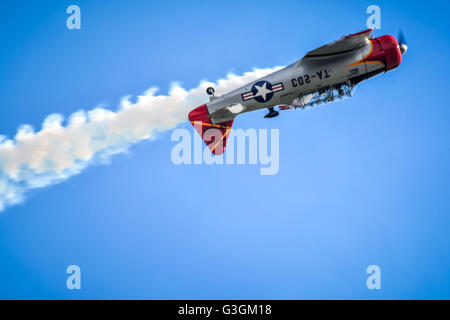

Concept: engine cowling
[[367, 35, 403, 71]]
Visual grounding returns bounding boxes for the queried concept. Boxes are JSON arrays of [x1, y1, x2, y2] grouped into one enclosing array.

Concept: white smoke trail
[[0, 67, 282, 211]]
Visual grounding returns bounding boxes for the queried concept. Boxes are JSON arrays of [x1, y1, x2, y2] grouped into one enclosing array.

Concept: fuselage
[[206, 34, 402, 124], [188, 31, 405, 155]]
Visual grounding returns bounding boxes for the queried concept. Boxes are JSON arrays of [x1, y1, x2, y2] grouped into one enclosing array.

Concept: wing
[[303, 28, 373, 59]]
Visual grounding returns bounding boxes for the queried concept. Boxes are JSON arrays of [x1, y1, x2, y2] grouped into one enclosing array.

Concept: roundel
[[251, 80, 274, 103]]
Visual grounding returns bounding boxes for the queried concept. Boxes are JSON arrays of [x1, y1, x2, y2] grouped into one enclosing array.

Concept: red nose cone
[[375, 35, 402, 70]]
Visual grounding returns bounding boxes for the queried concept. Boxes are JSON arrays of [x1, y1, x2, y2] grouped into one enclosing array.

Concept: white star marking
[[253, 82, 272, 102]]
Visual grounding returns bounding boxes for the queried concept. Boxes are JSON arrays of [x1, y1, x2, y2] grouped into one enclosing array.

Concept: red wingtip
[[344, 28, 374, 39], [188, 105, 233, 155]]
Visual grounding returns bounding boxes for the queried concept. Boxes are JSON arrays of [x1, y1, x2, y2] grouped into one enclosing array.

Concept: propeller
[[398, 29, 408, 55]]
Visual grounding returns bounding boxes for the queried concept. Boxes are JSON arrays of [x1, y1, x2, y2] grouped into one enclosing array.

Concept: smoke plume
[[0, 67, 281, 211]]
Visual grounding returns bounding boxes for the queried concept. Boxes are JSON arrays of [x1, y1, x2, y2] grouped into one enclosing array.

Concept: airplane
[[188, 28, 407, 155]]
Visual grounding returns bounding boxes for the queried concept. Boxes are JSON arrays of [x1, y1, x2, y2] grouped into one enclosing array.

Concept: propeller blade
[[397, 29, 408, 54], [398, 29, 407, 46]]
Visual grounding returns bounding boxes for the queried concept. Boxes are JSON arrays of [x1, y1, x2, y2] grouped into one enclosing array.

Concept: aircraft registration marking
[[291, 69, 331, 87]]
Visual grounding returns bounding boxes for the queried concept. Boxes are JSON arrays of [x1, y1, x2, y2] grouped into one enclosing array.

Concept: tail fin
[[188, 104, 233, 155]]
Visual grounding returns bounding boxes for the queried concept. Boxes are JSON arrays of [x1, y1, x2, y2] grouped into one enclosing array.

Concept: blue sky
[[0, 0, 449, 299]]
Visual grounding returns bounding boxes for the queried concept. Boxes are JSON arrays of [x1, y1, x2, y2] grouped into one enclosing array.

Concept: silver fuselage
[[206, 41, 384, 124]]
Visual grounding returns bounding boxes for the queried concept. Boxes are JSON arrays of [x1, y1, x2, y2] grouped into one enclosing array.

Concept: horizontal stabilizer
[[188, 104, 233, 155]]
